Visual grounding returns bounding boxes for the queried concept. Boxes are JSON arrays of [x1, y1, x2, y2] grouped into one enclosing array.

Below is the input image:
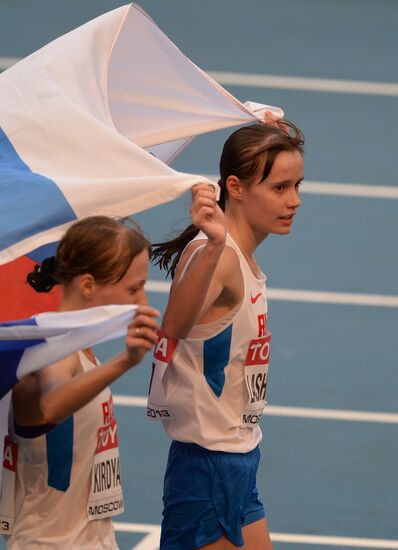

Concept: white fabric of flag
[[0, 305, 137, 387], [0, 3, 283, 266]]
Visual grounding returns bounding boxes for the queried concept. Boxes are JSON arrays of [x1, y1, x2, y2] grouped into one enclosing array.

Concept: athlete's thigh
[[198, 518, 273, 550], [242, 518, 273, 550]]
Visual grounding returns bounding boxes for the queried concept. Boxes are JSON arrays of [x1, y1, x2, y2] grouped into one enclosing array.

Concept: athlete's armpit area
[[163, 240, 242, 339], [196, 245, 244, 324]]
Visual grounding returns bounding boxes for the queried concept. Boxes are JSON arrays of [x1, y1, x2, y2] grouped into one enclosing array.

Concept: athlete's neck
[[58, 290, 87, 312], [225, 208, 268, 259]]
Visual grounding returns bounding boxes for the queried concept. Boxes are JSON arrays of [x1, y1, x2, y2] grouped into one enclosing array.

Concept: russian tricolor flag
[[0, 304, 137, 486], [0, 4, 281, 321], [0, 305, 137, 399]]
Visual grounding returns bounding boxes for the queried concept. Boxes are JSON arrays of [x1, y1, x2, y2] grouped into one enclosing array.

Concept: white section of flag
[[0, 305, 137, 378], [0, 3, 281, 265]]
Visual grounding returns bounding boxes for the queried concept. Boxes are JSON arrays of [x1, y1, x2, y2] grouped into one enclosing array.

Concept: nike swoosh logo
[[251, 292, 262, 304]]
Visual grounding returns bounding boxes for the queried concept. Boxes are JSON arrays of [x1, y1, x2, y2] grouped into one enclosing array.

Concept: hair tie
[[27, 256, 57, 293], [40, 256, 56, 273]]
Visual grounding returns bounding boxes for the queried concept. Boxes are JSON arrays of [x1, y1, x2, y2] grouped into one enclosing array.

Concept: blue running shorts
[[160, 441, 265, 549]]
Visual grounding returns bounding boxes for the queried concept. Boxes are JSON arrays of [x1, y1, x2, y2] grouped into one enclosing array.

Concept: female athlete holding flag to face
[[149, 120, 304, 549], [3, 216, 159, 549]]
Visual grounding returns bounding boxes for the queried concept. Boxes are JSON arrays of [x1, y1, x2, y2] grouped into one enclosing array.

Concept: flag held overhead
[[0, 3, 282, 266]]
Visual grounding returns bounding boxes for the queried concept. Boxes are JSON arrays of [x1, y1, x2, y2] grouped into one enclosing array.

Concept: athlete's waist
[[169, 439, 261, 456], [162, 421, 263, 453]]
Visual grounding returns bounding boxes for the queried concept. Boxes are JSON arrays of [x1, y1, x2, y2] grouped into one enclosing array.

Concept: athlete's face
[[91, 249, 149, 306], [242, 149, 304, 238]]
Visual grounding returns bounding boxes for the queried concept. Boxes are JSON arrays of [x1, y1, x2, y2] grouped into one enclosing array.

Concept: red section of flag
[[0, 256, 61, 322]]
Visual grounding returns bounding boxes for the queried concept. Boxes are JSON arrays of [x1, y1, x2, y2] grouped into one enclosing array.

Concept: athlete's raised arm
[[162, 183, 239, 339]]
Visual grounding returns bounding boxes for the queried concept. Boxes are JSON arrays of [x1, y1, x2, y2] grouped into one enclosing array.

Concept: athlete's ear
[[77, 273, 96, 302], [226, 175, 243, 200]]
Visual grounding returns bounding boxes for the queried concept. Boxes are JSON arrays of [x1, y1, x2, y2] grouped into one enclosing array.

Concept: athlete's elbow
[[162, 316, 189, 340], [39, 397, 64, 425]]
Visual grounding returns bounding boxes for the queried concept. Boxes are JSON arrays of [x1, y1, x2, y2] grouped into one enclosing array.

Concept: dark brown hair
[[152, 120, 304, 277], [27, 216, 150, 293]]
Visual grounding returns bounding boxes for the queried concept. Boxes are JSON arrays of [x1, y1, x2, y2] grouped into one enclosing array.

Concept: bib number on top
[[87, 397, 124, 521]]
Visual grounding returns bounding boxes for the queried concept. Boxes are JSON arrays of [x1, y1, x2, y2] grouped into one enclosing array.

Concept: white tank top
[[3, 352, 123, 549], [148, 232, 271, 453]]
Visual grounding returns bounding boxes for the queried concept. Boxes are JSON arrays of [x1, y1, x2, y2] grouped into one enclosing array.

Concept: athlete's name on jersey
[[242, 413, 262, 425], [102, 395, 115, 425], [146, 406, 171, 419], [3, 437, 17, 473], [246, 371, 268, 403], [154, 330, 178, 363], [96, 418, 118, 453], [93, 457, 121, 493], [245, 334, 271, 366], [88, 498, 123, 517]]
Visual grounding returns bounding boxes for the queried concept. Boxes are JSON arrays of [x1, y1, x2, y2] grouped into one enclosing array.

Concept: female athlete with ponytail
[[150, 120, 304, 549], [4, 216, 159, 549]]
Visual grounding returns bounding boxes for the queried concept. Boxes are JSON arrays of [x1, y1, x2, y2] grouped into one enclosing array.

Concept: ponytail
[[151, 180, 228, 278], [151, 224, 199, 278]]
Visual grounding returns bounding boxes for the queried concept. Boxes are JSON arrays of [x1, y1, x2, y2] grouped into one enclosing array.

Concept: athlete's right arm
[[162, 184, 237, 339]]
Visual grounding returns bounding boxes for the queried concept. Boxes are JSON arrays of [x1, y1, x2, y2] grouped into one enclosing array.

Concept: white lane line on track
[[266, 289, 398, 308], [270, 532, 398, 548], [204, 176, 398, 200], [113, 522, 398, 549], [113, 522, 160, 550], [146, 280, 398, 308], [130, 530, 161, 550], [113, 395, 398, 425], [208, 71, 398, 97], [301, 181, 398, 199], [2, 58, 398, 97]]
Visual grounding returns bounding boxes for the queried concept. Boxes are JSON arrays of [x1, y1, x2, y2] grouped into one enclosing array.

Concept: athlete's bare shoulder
[[13, 352, 81, 404], [174, 238, 239, 287], [12, 352, 81, 425]]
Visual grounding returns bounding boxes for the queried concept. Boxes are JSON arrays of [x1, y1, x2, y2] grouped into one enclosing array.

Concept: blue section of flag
[[0, 317, 45, 398], [203, 324, 232, 397], [0, 344, 46, 398], [46, 416, 74, 492], [0, 317, 43, 350], [0, 317, 37, 327], [27, 241, 59, 263], [0, 128, 76, 250], [0, 349, 24, 399]]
